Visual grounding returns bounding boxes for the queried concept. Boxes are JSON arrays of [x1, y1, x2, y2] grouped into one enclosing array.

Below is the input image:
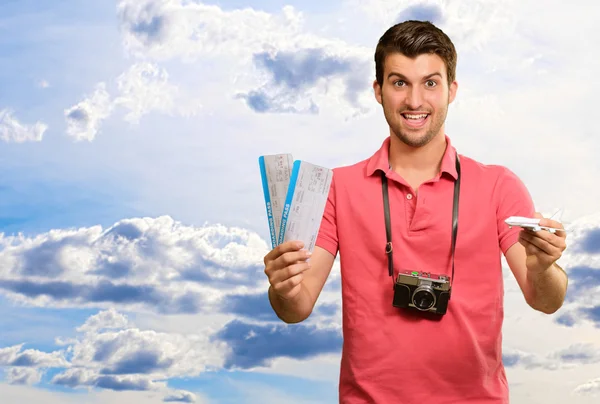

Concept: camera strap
[[381, 151, 461, 289]]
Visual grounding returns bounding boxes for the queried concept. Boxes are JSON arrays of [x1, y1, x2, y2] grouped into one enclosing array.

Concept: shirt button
[[406, 194, 413, 200]]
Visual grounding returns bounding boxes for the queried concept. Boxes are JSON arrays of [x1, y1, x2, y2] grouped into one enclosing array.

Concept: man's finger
[[520, 231, 560, 258], [520, 231, 550, 254], [264, 240, 304, 264], [526, 227, 567, 251], [270, 261, 311, 285], [273, 272, 304, 296], [273, 249, 311, 270]]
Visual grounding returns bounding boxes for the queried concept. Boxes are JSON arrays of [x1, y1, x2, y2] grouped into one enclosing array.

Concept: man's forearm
[[268, 284, 314, 324], [526, 263, 568, 314]]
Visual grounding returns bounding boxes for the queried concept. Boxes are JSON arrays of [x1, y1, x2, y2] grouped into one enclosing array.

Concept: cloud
[[552, 343, 600, 365], [347, 0, 518, 52], [502, 347, 560, 371], [0, 344, 69, 368], [5, 367, 42, 385], [77, 308, 130, 334], [0, 310, 213, 402], [574, 377, 600, 396], [213, 319, 342, 369], [224, 292, 281, 322], [0, 109, 47, 143], [236, 48, 370, 115], [113, 62, 202, 123], [396, 3, 444, 24], [52, 369, 166, 392], [116, 0, 305, 61], [64, 62, 202, 141], [503, 342, 600, 372], [563, 266, 600, 303], [530, 214, 600, 327], [0, 305, 339, 400], [555, 311, 576, 327], [0, 216, 268, 314], [64, 83, 113, 141], [578, 228, 600, 254], [163, 390, 197, 403], [116, 0, 373, 117]]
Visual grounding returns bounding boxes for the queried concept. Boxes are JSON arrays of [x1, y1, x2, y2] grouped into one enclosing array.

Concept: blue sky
[[1, 0, 600, 403]]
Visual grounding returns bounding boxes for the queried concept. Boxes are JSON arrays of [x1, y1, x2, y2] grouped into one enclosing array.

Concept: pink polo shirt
[[316, 135, 535, 403]]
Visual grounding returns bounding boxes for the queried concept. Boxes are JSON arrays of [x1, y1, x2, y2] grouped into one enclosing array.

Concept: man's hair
[[374, 20, 457, 87]]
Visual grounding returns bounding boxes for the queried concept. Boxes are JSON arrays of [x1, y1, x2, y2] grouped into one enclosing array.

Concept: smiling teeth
[[404, 114, 428, 119]]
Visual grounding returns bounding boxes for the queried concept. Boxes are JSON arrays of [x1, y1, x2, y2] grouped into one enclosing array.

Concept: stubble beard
[[382, 96, 449, 148]]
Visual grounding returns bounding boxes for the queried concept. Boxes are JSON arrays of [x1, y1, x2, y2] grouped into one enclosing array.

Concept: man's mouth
[[401, 112, 430, 128]]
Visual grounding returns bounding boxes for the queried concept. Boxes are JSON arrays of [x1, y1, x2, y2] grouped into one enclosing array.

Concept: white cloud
[[115, 0, 374, 117], [76, 308, 130, 333], [117, 0, 307, 61], [113, 62, 202, 122], [163, 390, 197, 403], [64, 83, 113, 141], [64, 316, 226, 378], [0, 109, 47, 143], [5, 367, 42, 385], [0, 344, 69, 368], [0, 216, 269, 312], [575, 377, 600, 396], [64, 62, 202, 141], [0, 310, 216, 402], [0, 384, 207, 404]]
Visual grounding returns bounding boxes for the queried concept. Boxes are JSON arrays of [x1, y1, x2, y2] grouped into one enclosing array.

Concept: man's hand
[[264, 240, 312, 301], [518, 212, 567, 275]]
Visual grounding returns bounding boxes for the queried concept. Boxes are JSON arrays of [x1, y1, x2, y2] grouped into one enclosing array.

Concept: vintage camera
[[392, 270, 451, 315]]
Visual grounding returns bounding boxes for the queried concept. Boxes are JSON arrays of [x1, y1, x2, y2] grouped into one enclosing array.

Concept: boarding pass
[[259, 154, 294, 248], [259, 155, 333, 252]]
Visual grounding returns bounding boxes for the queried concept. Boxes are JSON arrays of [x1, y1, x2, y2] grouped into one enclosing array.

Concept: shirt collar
[[365, 134, 458, 180]]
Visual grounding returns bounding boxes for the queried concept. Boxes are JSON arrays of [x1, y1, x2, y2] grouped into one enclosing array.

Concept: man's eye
[[394, 81, 405, 86], [426, 80, 436, 87]]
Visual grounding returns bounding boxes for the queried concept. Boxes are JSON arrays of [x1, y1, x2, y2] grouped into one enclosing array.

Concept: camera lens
[[412, 288, 435, 310]]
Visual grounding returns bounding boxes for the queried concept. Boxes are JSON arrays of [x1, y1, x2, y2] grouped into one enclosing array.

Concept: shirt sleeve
[[495, 167, 536, 255], [315, 172, 339, 257]]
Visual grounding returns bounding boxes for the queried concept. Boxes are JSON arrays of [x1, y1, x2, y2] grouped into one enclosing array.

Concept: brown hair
[[374, 20, 457, 87]]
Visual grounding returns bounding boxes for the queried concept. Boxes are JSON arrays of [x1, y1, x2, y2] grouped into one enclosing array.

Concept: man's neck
[[388, 132, 447, 177]]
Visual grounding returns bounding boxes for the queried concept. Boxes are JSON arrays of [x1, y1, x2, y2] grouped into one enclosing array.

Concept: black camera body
[[393, 270, 451, 315]]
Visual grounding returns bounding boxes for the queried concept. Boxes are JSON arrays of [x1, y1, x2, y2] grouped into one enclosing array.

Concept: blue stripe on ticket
[[259, 156, 278, 249]]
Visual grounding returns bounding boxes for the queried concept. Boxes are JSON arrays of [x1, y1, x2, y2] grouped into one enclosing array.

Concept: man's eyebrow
[[387, 72, 442, 80]]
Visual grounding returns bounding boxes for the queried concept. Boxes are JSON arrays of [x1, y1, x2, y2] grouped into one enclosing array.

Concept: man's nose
[[405, 87, 424, 109]]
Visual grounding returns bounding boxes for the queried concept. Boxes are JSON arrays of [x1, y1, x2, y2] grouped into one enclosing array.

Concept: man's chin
[[393, 130, 436, 148]]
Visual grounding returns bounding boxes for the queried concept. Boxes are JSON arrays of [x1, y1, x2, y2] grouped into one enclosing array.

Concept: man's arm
[[505, 223, 568, 314], [268, 245, 336, 323]]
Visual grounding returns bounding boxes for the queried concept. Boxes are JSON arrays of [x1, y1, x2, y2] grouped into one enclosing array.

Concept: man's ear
[[373, 79, 382, 105], [448, 80, 458, 104]]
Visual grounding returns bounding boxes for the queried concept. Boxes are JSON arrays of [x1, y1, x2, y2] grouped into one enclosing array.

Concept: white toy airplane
[[504, 208, 569, 234]]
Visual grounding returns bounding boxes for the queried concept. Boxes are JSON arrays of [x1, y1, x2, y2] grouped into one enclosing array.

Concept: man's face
[[373, 52, 458, 148]]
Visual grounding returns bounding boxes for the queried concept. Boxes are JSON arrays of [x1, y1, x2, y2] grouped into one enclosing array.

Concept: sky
[[0, 0, 599, 402]]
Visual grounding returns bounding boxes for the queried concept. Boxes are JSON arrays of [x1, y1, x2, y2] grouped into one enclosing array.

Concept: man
[[263, 20, 568, 403]]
